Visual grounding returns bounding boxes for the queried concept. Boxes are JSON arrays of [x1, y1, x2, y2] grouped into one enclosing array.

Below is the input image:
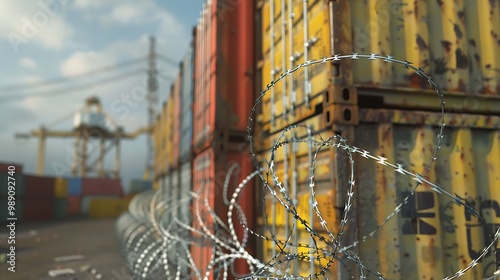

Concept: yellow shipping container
[[54, 178, 68, 199], [257, 108, 500, 279], [89, 198, 128, 218], [256, 0, 500, 135]]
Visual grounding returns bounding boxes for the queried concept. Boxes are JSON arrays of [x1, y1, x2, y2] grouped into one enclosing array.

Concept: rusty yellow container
[[256, 108, 500, 279], [88, 197, 128, 218], [256, 114, 340, 278], [54, 177, 68, 199], [256, 0, 500, 136], [348, 111, 500, 280], [258, 0, 345, 135]]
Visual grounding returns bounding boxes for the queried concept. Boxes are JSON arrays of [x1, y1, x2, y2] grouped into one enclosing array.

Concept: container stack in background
[[150, 1, 257, 278], [254, 0, 500, 279], [67, 177, 83, 216], [0, 161, 148, 221], [191, 1, 256, 278]]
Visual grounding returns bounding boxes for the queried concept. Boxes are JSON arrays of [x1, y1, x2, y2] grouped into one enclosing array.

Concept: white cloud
[[22, 75, 42, 83], [20, 57, 37, 70], [36, 16, 75, 50], [109, 4, 143, 25], [0, 1, 75, 52], [73, 0, 108, 9], [60, 51, 117, 77]]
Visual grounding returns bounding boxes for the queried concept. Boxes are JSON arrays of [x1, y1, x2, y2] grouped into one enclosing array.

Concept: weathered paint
[[192, 0, 255, 154], [349, 0, 500, 95], [257, 0, 500, 135], [192, 145, 256, 279], [352, 122, 500, 279], [258, 0, 334, 134], [257, 108, 500, 278], [360, 108, 500, 129], [257, 114, 339, 277]]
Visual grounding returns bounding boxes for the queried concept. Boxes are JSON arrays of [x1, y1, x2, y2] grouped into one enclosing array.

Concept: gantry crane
[[15, 96, 151, 178]]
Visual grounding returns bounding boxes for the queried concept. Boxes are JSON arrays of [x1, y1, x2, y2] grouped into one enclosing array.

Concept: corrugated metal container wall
[[81, 195, 119, 215], [24, 197, 54, 221], [54, 199, 67, 219], [193, 2, 213, 154], [89, 197, 127, 218], [257, 0, 336, 135], [191, 149, 214, 280], [192, 0, 256, 154], [25, 175, 55, 197], [180, 39, 195, 164], [191, 146, 256, 278], [179, 162, 191, 225], [254, 2, 500, 276], [256, 0, 500, 136], [256, 114, 339, 278], [349, 0, 500, 95], [67, 177, 82, 196], [154, 113, 163, 180], [166, 93, 175, 171], [54, 177, 68, 198], [171, 170, 180, 219], [81, 178, 123, 196], [171, 71, 182, 169], [66, 195, 81, 215], [346, 113, 500, 280], [255, 110, 500, 279]]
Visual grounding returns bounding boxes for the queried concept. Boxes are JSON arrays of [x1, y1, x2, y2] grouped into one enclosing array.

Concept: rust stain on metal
[[416, 34, 429, 50], [441, 40, 453, 52]]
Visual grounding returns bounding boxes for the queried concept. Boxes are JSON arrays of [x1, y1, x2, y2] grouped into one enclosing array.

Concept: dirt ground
[[0, 216, 130, 280]]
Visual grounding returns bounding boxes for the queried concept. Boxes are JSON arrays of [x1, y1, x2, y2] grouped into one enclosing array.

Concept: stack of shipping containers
[[179, 32, 195, 228], [255, 0, 500, 279], [190, 1, 256, 278], [0, 161, 133, 221]]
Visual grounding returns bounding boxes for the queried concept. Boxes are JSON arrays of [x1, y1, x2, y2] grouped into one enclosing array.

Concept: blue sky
[[0, 0, 205, 182]]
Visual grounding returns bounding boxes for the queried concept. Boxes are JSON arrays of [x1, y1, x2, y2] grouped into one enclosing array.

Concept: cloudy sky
[[0, 0, 204, 182]]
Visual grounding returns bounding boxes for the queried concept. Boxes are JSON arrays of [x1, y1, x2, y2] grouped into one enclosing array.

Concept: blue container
[[179, 42, 194, 164], [67, 177, 82, 196]]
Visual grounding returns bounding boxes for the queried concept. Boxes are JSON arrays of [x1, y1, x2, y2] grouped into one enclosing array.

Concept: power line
[[0, 57, 147, 93], [156, 54, 181, 67], [0, 69, 144, 103]]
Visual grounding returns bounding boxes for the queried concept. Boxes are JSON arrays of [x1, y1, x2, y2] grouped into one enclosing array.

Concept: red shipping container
[[0, 162, 23, 174], [66, 196, 81, 215], [25, 175, 55, 197], [23, 197, 54, 222], [81, 178, 123, 196], [192, 0, 255, 154], [191, 147, 255, 279]]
